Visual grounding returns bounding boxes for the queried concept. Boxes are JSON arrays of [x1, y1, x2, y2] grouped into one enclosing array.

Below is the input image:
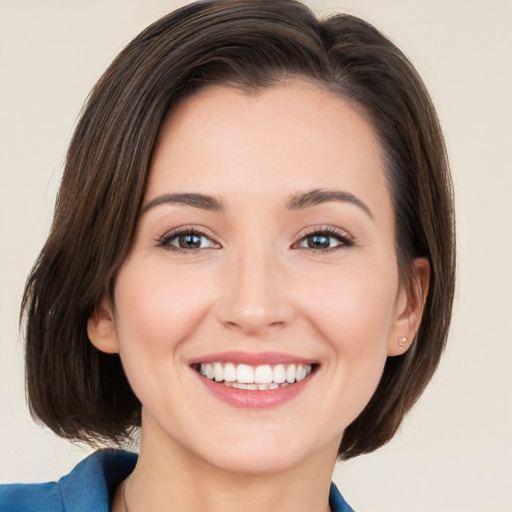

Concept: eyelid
[[156, 225, 222, 251], [291, 225, 355, 251], [155, 224, 354, 253]]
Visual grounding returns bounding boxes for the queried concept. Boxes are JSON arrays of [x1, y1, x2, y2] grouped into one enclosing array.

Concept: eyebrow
[[142, 188, 372, 217], [142, 193, 224, 213], [286, 189, 373, 217]]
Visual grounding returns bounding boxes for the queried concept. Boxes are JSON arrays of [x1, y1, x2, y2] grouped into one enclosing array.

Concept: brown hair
[[22, 0, 455, 459]]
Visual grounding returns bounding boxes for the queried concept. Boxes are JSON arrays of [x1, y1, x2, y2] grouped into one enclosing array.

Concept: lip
[[189, 351, 319, 409], [188, 350, 317, 366], [196, 371, 316, 409]]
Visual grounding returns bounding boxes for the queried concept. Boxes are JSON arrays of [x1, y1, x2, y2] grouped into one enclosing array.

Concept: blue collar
[[0, 449, 353, 511]]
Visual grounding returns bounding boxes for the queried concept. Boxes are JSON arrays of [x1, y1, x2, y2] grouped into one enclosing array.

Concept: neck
[[117, 415, 339, 512]]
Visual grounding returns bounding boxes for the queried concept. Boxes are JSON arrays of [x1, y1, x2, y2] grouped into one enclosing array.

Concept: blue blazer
[[0, 449, 354, 511]]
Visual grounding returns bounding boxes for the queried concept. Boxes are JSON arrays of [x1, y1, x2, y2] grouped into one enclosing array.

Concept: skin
[[88, 81, 429, 512]]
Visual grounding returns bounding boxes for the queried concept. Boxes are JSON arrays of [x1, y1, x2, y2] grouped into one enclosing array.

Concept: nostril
[[221, 317, 289, 336], [216, 278, 296, 334]]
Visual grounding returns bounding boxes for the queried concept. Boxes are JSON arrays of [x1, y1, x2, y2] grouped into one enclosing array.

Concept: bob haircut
[[22, 0, 455, 460]]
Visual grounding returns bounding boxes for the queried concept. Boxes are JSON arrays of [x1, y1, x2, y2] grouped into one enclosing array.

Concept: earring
[[398, 336, 408, 347]]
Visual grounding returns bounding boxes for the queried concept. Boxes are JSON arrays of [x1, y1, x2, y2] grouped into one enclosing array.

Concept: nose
[[216, 244, 296, 336]]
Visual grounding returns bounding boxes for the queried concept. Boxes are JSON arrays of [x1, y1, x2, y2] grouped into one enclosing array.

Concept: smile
[[190, 351, 318, 408], [195, 362, 313, 390]]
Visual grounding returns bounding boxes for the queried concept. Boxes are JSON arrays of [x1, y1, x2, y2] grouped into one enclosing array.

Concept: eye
[[157, 227, 220, 252], [293, 227, 354, 252]]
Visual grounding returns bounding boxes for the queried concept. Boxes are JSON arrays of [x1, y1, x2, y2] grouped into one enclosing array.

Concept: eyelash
[[291, 226, 354, 254], [156, 226, 220, 254], [156, 225, 354, 254]]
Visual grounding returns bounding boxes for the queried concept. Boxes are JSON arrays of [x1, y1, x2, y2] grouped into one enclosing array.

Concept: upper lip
[[188, 350, 318, 366]]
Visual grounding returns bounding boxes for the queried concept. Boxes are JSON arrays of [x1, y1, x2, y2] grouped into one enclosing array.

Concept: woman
[[0, 1, 455, 511]]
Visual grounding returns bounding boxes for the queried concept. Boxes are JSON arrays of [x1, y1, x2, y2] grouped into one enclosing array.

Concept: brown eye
[[176, 233, 203, 249]]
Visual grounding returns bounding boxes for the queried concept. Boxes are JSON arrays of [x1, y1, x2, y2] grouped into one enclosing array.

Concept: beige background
[[1, 1, 511, 510]]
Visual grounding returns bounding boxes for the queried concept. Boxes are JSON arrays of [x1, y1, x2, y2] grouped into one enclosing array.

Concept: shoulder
[[329, 482, 355, 512], [0, 449, 137, 512]]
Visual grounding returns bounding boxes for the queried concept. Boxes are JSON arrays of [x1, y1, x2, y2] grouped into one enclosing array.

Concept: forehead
[[147, 81, 388, 208]]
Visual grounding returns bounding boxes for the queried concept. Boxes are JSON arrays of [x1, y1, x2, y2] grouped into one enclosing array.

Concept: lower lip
[[196, 372, 315, 409]]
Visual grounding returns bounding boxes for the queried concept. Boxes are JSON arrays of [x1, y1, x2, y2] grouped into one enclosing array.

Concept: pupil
[[179, 234, 201, 248], [308, 234, 329, 248]]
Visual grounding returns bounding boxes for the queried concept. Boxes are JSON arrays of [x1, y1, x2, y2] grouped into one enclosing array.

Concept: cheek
[[113, 260, 213, 352], [110, 259, 217, 413], [306, 262, 397, 340], [301, 264, 398, 411]]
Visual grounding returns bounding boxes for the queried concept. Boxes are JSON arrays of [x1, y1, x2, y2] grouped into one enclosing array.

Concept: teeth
[[236, 364, 254, 384], [286, 365, 296, 383], [273, 364, 286, 384], [198, 362, 313, 388], [214, 362, 223, 382], [296, 364, 307, 382], [254, 365, 273, 384], [205, 364, 214, 380], [224, 363, 236, 382]]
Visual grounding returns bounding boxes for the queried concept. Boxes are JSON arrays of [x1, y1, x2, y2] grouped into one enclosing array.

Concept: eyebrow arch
[[142, 193, 224, 213], [286, 189, 373, 218]]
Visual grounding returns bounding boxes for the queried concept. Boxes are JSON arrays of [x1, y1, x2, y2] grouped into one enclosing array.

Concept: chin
[[192, 428, 337, 476], [206, 446, 310, 476]]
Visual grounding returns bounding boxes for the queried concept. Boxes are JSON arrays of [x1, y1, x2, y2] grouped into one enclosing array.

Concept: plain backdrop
[[1, 1, 511, 511]]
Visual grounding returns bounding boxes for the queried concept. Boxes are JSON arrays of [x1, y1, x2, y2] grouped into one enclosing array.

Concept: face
[[89, 82, 422, 475]]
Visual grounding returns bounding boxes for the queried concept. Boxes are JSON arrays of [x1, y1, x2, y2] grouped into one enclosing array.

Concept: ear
[[387, 258, 430, 356], [87, 297, 119, 354]]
